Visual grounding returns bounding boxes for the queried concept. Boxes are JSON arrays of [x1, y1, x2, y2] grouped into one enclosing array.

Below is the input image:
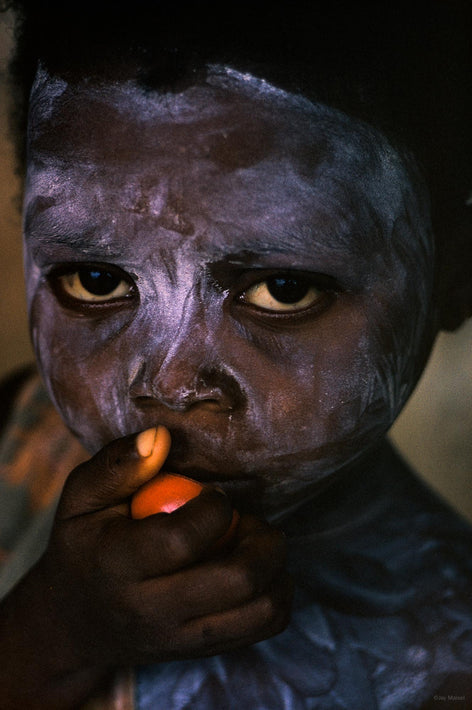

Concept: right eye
[[51, 265, 136, 304]]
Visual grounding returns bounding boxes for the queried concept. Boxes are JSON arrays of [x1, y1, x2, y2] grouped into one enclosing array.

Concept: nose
[[129, 317, 245, 414]]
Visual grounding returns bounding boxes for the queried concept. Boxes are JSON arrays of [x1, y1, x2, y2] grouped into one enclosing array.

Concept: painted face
[[23, 66, 435, 520]]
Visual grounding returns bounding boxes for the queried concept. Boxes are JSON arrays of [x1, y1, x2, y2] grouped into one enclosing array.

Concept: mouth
[[138, 423, 267, 513], [163, 461, 266, 514]]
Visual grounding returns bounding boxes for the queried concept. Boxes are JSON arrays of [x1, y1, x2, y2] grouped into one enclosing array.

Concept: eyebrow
[[24, 192, 344, 250], [209, 211, 366, 263], [220, 244, 317, 266], [24, 196, 82, 243], [24, 197, 126, 258], [24, 189, 373, 278], [25, 225, 125, 261]]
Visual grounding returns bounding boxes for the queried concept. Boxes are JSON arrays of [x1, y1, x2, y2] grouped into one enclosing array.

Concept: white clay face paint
[[23, 65, 436, 520]]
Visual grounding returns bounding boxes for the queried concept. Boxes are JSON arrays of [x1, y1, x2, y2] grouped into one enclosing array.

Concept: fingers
[[46, 493, 292, 666], [127, 514, 289, 626], [135, 515, 288, 615], [98, 486, 235, 577], [115, 516, 292, 663], [180, 573, 294, 658], [129, 572, 293, 663], [57, 426, 171, 519]]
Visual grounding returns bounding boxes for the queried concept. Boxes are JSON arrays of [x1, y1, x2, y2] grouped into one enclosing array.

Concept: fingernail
[[136, 427, 158, 458]]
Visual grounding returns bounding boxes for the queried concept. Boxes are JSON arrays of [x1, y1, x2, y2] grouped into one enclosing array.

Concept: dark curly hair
[[2, 0, 471, 329]]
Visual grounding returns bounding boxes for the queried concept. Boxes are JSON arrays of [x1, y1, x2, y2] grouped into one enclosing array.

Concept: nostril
[[132, 391, 229, 413], [129, 366, 246, 414], [191, 397, 233, 413], [157, 384, 235, 412]]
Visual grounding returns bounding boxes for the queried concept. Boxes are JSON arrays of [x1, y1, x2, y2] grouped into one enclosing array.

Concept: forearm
[[0, 563, 109, 710]]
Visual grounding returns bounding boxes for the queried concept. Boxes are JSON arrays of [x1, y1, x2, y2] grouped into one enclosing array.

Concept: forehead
[[25, 66, 425, 272], [27, 66, 406, 190]]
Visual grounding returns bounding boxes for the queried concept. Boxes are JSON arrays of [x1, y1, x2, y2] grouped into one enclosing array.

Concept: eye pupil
[[267, 276, 310, 304], [79, 269, 121, 296]]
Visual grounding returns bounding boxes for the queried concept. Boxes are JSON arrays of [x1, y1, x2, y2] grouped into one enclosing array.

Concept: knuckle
[[258, 591, 291, 635], [191, 488, 233, 531], [56, 463, 86, 514], [258, 593, 278, 621], [102, 439, 137, 477], [163, 530, 189, 565], [92, 448, 125, 497], [161, 523, 198, 567], [227, 560, 258, 599]]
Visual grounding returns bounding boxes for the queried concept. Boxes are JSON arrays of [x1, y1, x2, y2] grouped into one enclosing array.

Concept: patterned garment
[[0, 370, 133, 708], [0, 370, 88, 598], [1, 370, 471, 709]]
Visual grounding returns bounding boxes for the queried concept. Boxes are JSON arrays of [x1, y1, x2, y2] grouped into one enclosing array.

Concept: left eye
[[242, 275, 323, 312], [55, 267, 133, 303]]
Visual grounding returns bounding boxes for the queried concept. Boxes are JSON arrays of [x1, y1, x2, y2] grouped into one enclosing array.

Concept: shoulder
[[283, 442, 472, 707], [285, 440, 472, 627]]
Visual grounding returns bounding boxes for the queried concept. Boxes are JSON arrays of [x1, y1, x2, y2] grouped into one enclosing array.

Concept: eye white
[[243, 279, 322, 312], [58, 270, 132, 302]]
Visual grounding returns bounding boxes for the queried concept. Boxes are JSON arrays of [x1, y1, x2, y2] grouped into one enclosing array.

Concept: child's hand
[[48, 426, 292, 661], [0, 427, 292, 708]]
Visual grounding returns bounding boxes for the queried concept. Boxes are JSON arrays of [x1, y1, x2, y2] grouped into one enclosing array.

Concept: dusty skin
[[24, 67, 434, 521]]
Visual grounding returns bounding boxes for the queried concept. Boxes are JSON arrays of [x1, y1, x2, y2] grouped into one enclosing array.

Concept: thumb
[[57, 426, 171, 519]]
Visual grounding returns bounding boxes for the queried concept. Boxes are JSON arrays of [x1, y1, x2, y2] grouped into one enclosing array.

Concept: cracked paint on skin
[[23, 66, 435, 521]]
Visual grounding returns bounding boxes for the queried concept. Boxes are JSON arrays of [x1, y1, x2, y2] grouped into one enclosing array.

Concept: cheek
[[29, 291, 137, 450], [274, 340, 386, 448], [237, 304, 394, 470]]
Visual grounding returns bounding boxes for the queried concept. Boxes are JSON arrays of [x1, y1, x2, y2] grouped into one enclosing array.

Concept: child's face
[[23, 67, 435, 519]]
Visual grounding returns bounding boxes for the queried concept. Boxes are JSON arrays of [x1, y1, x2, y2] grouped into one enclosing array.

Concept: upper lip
[[139, 421, 263, 493], [160, 429, 241, 479]]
